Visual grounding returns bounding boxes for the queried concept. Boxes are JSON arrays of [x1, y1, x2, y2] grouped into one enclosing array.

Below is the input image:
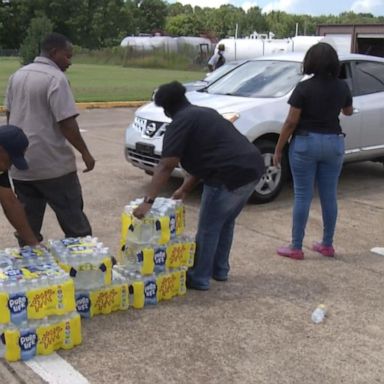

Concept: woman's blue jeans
[[289, 132, 345, 250], [187, 181, 257, 289]]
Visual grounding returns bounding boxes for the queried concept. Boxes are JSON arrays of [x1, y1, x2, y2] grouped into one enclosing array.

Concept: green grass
[[0, 57, 205, 103]]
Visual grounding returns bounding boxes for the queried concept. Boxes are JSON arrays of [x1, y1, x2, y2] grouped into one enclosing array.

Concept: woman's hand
[[273, 150, 282, 168]]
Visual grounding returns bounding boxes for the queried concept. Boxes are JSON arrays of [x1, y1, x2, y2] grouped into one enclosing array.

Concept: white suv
[[125, 52, 384, 203]]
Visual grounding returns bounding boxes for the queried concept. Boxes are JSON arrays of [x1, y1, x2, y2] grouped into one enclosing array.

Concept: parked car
[[125, 52, 384, 203], [183, 60, 246, 91]]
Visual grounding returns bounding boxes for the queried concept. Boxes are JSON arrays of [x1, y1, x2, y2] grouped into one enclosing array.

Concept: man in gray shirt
[[4, 33, 95, 244]]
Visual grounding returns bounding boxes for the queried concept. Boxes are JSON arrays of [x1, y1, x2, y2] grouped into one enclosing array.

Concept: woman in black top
[[273, 43, 353, 260]]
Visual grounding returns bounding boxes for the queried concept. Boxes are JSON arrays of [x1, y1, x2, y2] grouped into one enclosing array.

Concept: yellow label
[[131, 280, 144, 309], [0, 291, 10, 324], [175, 206, 185, 235], [119, 212, 133, 261], [166, 243, 186, 269], [27, 287, 57, 318], [183, 241, 196, 267], [4, 329, 21, 362], [89, 284, 129, 316], [157, 216, 170, 245], [102, 257, 113, 286], [157, 272, 179, 301], [141, 247, 155, 275], [178, 269, 187, 296], [27, 280, 75, 319], [36, 323, 64, 355]]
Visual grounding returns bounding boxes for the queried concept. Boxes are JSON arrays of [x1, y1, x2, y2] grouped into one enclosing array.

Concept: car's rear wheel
[[250, 139, 288, 204]]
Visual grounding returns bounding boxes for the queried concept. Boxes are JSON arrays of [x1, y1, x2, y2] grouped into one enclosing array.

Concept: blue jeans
[[289, 132, 344, 249], [187, 180, 257, 289]]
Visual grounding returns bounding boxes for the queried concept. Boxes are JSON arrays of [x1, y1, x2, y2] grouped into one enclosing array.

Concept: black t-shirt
[[162, 104, 265, 190], [288, 76, 352, 134], [0, 171, 11, 188], [216, 52, 225, 69]]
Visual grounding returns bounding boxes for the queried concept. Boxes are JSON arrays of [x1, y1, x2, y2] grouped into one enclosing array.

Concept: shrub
[[19, 15, 53, 65]]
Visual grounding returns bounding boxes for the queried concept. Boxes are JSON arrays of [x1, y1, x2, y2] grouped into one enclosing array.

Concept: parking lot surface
[[1, 108, 384, 384]]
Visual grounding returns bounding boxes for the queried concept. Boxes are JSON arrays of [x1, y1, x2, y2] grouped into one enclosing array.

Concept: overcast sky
[[171, 0, 384, 15]]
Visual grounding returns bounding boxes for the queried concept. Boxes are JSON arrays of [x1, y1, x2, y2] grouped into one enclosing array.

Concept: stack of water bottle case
[[0, 246, 81, 361], [0, 198, 195, 362], [116, 197, 195, 306]]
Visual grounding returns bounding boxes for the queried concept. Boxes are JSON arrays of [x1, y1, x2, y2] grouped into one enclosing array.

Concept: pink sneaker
[[312, 242, 335, 257], [277, 245, 304, 260]]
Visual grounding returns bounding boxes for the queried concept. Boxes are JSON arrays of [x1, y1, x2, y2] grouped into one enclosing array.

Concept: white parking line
[[25, 353, 89, 384], [80, 129, 87, 133], [371, 247, 384, 256]]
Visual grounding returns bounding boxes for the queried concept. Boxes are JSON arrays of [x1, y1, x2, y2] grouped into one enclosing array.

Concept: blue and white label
[[4, 268, 23, 280], [136, 251, 144, 263], [19, 329, 37, 360], [76, 293, 91, 318], [8, 293, 28, 325], [144, 279, 157, 305], [169, 214, 176, 238], [154, 247, 166, 273]]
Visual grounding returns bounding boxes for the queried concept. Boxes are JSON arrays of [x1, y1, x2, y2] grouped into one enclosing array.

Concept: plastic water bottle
[[311, 304, 327, 324]]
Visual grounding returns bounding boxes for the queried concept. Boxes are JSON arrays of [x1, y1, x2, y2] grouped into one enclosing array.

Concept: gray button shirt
[[5, 56, 78, 181]]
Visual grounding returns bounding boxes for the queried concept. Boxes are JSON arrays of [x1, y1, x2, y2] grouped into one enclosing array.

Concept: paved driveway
[[1, 108, 384, 384]]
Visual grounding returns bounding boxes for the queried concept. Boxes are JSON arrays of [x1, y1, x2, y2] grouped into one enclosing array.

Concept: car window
[[204, 62, 243, 83], [339, 62, 353, 93], [205, 60, 303, 98], [353, 61, 384, 96]]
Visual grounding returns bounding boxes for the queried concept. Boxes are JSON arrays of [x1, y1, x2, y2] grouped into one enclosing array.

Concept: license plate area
[[136, 142, 155, 156]]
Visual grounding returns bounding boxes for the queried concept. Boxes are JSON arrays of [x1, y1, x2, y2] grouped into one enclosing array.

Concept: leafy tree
[[19, 13, 53, 64], [205, 4, 246, 38], [265, 11, 297, 38], [0, 0, 35, 49], [135, 0, 168, 34], [167, 2, 185, 17], [165, 14, 203, 36], [243, 6, 268, 36]]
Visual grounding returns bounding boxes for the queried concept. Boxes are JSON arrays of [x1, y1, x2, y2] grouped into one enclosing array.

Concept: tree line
[[1, 0, 383, 50]]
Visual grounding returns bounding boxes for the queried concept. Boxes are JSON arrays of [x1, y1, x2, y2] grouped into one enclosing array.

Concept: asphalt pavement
[[1, 108, 384, 384]]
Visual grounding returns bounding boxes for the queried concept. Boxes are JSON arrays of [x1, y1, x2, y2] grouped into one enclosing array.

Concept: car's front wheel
[[250, 139, 288, 204]]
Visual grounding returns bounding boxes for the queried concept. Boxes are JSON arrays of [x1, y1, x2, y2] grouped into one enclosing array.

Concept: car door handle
[[353, 108, 359, 114]]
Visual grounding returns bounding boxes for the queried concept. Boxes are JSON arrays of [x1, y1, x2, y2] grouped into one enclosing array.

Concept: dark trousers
[[13, 172, 92, 245]]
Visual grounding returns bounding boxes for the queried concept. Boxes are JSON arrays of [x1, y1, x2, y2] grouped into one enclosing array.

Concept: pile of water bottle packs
[[117, 197, 195, 307], [0, 246, 81, 361], [0, 197, 196, 361], [48, 237, 129, 319]]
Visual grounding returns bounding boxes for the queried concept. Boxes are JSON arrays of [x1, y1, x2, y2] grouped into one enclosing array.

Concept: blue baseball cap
[[0, 125, 29, 170]]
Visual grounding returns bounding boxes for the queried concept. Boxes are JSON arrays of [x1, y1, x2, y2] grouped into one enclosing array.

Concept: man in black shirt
[[134, 81, 264, 290], [0, 125, 39, 246]]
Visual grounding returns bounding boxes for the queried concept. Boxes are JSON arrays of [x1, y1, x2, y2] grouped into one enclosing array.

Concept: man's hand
[[133, 202, 152, 219], [82, 151, 95, 172], [172, 188, 186, 201]]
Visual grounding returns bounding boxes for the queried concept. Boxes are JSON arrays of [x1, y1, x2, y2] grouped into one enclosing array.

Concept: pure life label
[[8, 293, 28, 324]]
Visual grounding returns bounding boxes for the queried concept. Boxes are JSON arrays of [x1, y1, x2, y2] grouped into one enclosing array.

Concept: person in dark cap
[[0, 125, 39, 246], [133, 81, 264, 291]]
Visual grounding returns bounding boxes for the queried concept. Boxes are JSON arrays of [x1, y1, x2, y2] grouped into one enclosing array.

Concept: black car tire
[[250, 139, 288, 204]]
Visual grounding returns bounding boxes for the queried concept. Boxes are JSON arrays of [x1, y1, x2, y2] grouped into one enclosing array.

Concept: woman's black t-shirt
[[288, 76, 353, 134]]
